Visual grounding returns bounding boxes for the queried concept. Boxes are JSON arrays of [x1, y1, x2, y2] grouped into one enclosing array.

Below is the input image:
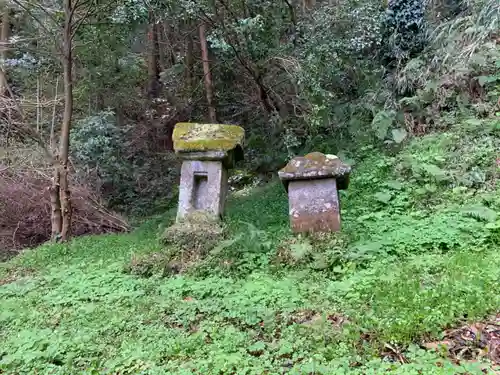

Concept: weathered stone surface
[[176, 160, 228, 222], [173, 122, 244, 162], [287, 178, 341, 233], [278, 152, 351, 234], [176, 150, 237, 169], [172, 123, 245, 224], [278, 152, 351, 191], [175, 150, 228, 161]]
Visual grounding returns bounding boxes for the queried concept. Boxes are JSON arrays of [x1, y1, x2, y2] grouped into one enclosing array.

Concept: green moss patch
[[173, 122, 245, 153], [280, 152, 345, 174], [159, 211, 225, 273]]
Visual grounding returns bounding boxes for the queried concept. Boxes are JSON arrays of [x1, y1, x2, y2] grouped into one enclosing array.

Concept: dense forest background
[[0, 0, 499, 253]]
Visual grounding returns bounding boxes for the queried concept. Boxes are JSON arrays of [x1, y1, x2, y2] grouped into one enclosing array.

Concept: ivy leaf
[[374, 191, 392, 204], [372, 110, 395, 140], [391, 128, 408, 144]]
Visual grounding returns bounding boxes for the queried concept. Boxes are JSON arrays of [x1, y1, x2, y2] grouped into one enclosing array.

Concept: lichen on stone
[[173, 122, 245, 154], [278, 152, 351, 190], [302, 151, 330, 162]]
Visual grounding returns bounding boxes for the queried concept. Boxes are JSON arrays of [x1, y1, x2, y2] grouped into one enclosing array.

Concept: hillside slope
[[1, 117, 500, 374]]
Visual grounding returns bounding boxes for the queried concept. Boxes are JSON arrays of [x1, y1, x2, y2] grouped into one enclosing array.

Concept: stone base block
[[287, 178, 341, 233], [176, 160, 228, 222]]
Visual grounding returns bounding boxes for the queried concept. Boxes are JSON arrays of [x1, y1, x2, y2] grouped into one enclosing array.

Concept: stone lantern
[[278, 152, 351, 233], [172, 122, 244, 222]]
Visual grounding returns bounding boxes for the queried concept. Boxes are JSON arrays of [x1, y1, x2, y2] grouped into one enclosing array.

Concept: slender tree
[[199, 22, 216, 122], [11, 0, 107, 241], [0, 5, 10, 96], [56, 0, 75, 241], [147, 10, 160, 99], [184, 20, 194, 93]]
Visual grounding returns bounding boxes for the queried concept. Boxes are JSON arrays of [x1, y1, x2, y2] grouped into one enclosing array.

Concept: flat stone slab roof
[[173, 123, 245, 156], [278, 152, 351, 190]]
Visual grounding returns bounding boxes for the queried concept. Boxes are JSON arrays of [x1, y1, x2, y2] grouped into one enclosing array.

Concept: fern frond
[[461, 205, 498, 222], [431, 0, 500, 62]]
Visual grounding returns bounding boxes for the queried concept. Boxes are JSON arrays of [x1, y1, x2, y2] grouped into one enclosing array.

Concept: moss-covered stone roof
[[278, 152, 351, 190], [173, 122, 245, 154]]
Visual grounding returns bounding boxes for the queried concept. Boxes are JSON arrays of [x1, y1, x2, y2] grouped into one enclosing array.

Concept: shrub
[[70, 110, 181, 215], [382, 0, 428, 64]]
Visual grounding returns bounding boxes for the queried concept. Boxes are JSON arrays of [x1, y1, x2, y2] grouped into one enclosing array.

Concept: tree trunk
[[158, 21, 176, 72], [162, 21, 176, 69], [157, 22, 166, 71], [199, 23, 216, 122], [185, 21, 194, 93], [49, 166, 62, 241], [302, 0, 316, 11], [0, 6, 10, 96], [58, 0, 74, 242], [147, 11, 160, 99]]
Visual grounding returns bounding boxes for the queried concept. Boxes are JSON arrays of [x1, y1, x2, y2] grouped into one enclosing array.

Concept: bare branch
[[31, 0, 58, 24], [0, 67, 55, 163], [9, 0, 62, 53], [9, 0, 52, 35]]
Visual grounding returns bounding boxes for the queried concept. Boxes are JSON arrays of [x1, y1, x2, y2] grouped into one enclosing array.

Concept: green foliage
[[461, 204, 498, 222], [3, 0, 500, 372], [71, 110, 129, 179], [74, 20, 146, 109], [383, 117, 499, 196], [70, 110, 180, 215], [1, 232, 499, 374], [291, 0, 385, 136], [392, 127, 409, 143], [371, 109, 396, 140], [340, 249, 500, 345], [3, 116, 500, 373], [383, 0, 427, 63]]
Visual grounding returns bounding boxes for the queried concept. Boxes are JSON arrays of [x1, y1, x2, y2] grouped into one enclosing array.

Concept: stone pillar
[[176, 155, 228, 222], [172, 123, 244, 222], [278, 152, 351, 234]]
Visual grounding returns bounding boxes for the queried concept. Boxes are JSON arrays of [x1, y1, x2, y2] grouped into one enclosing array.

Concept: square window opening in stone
[[192, 172, 208, 210]]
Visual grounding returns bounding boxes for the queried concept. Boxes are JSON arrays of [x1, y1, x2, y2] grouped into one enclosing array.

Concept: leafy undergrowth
[[1, 119, 500, 374]]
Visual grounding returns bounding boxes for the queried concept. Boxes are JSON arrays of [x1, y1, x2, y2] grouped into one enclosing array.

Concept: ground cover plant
[[1, 114, 500, 374], [1, 0, 500, 372]]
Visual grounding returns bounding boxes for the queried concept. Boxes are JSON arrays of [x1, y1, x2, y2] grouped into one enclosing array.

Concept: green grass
[[1, 121, 500, 374], [2, 245, 499, 374]]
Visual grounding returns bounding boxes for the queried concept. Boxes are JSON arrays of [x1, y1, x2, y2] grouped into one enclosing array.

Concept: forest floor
[[1, 117, 500, 374]]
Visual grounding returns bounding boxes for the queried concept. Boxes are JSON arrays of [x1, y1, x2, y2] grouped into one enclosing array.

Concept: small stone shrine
[[172, 122, 245, 222], [278, 152, 351, 233]]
